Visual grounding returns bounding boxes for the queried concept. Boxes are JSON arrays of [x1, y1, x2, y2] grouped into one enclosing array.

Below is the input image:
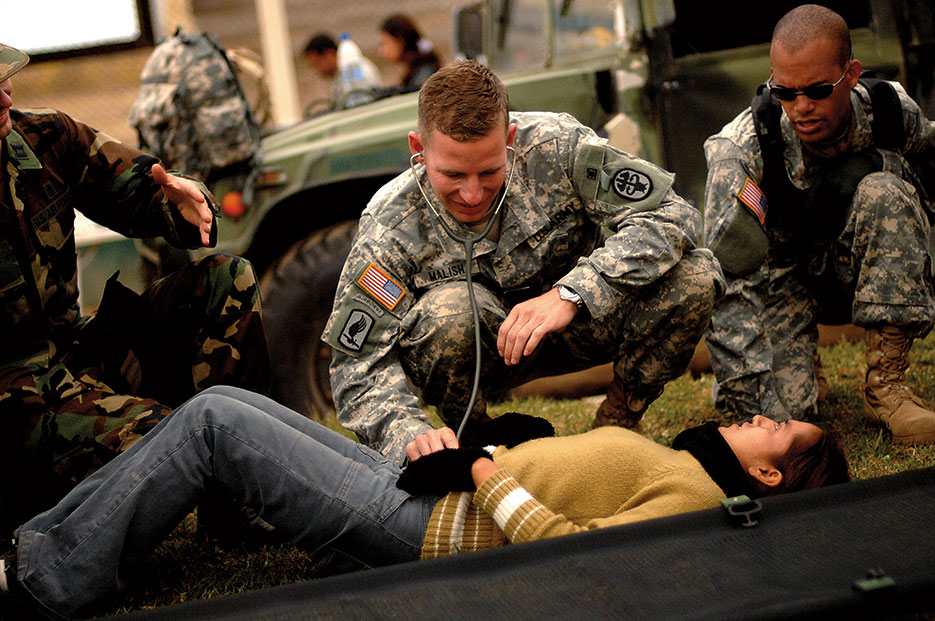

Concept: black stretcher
[[122, 466, 935, 620]]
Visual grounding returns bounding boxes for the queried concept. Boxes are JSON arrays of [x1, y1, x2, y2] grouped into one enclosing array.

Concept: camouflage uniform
[[0, 109, 270, 531], [704, 81, 935, 421], [324, 112, 723, 465]]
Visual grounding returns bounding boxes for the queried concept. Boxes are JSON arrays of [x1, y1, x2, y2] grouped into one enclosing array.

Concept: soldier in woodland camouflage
[[703, 5, 935, 444], [0, 44, 270, 534], [324, 61, 723, 465]]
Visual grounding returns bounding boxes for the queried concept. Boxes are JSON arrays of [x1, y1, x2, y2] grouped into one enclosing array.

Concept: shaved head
[[772, 4, 852, 67]]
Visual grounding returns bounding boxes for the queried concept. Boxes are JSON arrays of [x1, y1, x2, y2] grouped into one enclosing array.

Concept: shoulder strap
[[858, 77, 905, 151], [751, 84, 800, 207], [752, 83, 782, 158]]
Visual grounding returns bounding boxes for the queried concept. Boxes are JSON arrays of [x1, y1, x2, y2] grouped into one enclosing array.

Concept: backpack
[[127, 28, 262, 193]]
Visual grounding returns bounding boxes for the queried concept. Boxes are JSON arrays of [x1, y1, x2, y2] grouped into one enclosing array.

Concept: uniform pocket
[[32, 192, 74, 254]]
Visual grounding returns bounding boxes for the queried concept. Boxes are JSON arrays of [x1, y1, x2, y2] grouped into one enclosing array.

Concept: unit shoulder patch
[[612, 168, 653, 201], [572, 142, 674, 211], [338, 309, 375, 352]]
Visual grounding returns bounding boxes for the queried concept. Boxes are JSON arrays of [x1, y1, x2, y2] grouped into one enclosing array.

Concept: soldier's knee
[[855, 172, 918, 214], [190, 253, 253, 276], [669, 251, 721, 320], [407, 283, 492, 340], [196, 254, 260, 297], [400, 282, 503, 367], [410, 301, 475, 345]]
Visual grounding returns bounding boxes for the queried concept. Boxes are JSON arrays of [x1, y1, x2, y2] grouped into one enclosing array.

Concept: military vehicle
[[87, 0, 933, 417]]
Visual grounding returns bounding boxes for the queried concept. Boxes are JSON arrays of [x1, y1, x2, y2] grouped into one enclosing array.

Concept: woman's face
[[719, 415, 822, 472], [379, 31, 404, 63]]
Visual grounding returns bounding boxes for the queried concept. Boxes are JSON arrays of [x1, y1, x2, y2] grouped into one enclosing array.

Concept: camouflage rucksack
[[128, 28, 261, 191]]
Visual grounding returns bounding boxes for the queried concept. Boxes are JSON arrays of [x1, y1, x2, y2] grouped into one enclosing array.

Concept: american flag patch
[[738, 177, 768, 225], [357, 263, 405, 310]]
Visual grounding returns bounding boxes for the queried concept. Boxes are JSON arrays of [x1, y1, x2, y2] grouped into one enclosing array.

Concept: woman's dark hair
[[381, 14, 423, 55], [759, 429, 850, 497], [381, 14, 442, 89]]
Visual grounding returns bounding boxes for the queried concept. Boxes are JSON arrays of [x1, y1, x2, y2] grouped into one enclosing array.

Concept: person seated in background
[[0, 44, 270, 538], [303, 32, 346, 106], [303, 31, 381, 106], [0, 386, 848, 618], [378, 14, 442, 91]]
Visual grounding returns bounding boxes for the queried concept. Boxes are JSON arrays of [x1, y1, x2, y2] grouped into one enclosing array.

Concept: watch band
[[556, 284, 583, 307]]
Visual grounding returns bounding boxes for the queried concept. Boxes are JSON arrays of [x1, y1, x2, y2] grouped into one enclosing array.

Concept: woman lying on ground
[[0, 386, 848, 618]]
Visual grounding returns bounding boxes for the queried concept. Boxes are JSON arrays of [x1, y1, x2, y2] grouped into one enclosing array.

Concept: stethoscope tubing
[[408, 146, 516, 440]]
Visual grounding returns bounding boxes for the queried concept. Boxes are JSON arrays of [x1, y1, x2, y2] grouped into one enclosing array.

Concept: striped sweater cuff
[[475, 470, 551, 544]]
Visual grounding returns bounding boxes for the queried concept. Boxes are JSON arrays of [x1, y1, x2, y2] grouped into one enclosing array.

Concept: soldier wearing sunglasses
[[703, 4, 935, 445]]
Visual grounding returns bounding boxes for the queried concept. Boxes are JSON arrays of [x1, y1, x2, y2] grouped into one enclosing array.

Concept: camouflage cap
[[0, 44, 29, 82]]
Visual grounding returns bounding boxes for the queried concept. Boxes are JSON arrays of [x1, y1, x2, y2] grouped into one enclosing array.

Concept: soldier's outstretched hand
[[152, 163, 214, 246], [497, 288, 578, 365]]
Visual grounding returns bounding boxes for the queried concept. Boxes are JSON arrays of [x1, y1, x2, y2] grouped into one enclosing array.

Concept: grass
[[101, 331, 935, 616]]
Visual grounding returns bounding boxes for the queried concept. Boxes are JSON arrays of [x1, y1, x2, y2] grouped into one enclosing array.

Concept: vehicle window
[[491, 0, 547, 73], [0, 0, 154, 59], [554, 0, 617, 60], [490, 0, 617, 73], [668, 0, 872, 58]]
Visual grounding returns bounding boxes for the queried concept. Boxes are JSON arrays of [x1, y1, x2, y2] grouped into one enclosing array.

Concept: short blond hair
[[417, 60, 510, 142]]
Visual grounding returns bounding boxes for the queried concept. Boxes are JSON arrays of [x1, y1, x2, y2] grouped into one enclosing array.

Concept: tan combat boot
[[592, 380, 663, 429], [864, 326, 935, 444]]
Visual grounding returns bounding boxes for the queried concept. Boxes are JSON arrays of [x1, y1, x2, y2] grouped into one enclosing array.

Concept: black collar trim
[[672, 422, 759, 498]]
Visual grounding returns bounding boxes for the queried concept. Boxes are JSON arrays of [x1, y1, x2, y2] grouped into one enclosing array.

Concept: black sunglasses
[[767, 61, 851, 101]]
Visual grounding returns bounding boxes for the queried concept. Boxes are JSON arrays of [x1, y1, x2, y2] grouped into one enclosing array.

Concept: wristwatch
[[556, 284, 583, 307]]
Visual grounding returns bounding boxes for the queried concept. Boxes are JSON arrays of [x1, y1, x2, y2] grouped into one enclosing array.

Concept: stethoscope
[[408, 146, 516, 441]]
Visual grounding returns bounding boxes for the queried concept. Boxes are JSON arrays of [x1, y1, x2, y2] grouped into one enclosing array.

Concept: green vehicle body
[[76, 0, 933, 415]]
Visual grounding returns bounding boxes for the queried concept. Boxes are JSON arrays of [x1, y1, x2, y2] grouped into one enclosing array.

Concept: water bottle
[[337, 32, 376, 107]]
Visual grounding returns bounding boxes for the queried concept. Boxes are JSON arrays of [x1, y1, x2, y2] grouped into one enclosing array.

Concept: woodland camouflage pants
[[0, 254, 270, 533]]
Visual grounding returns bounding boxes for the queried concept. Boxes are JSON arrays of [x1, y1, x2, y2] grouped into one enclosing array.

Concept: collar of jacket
[[672, 421, 759, 499], [4, 129, 42, 170]]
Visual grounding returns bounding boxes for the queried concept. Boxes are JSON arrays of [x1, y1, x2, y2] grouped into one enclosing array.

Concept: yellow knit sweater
[[421, 426, 727, 558]]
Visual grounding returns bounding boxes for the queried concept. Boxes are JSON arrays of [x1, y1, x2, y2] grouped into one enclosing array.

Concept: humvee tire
[[260, 220, 358, 417]]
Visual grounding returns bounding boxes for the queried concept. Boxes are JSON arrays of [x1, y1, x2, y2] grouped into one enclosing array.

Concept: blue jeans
[[14, 386, 436, 619]]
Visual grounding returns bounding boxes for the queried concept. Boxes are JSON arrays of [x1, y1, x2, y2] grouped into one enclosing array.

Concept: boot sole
[[863, 402, 935, 444], [892, 431, 935, 445]]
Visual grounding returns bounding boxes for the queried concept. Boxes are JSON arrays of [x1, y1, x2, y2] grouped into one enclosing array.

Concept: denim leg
[[14, 388, 433, 619], [204, 386, 393, 471]]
